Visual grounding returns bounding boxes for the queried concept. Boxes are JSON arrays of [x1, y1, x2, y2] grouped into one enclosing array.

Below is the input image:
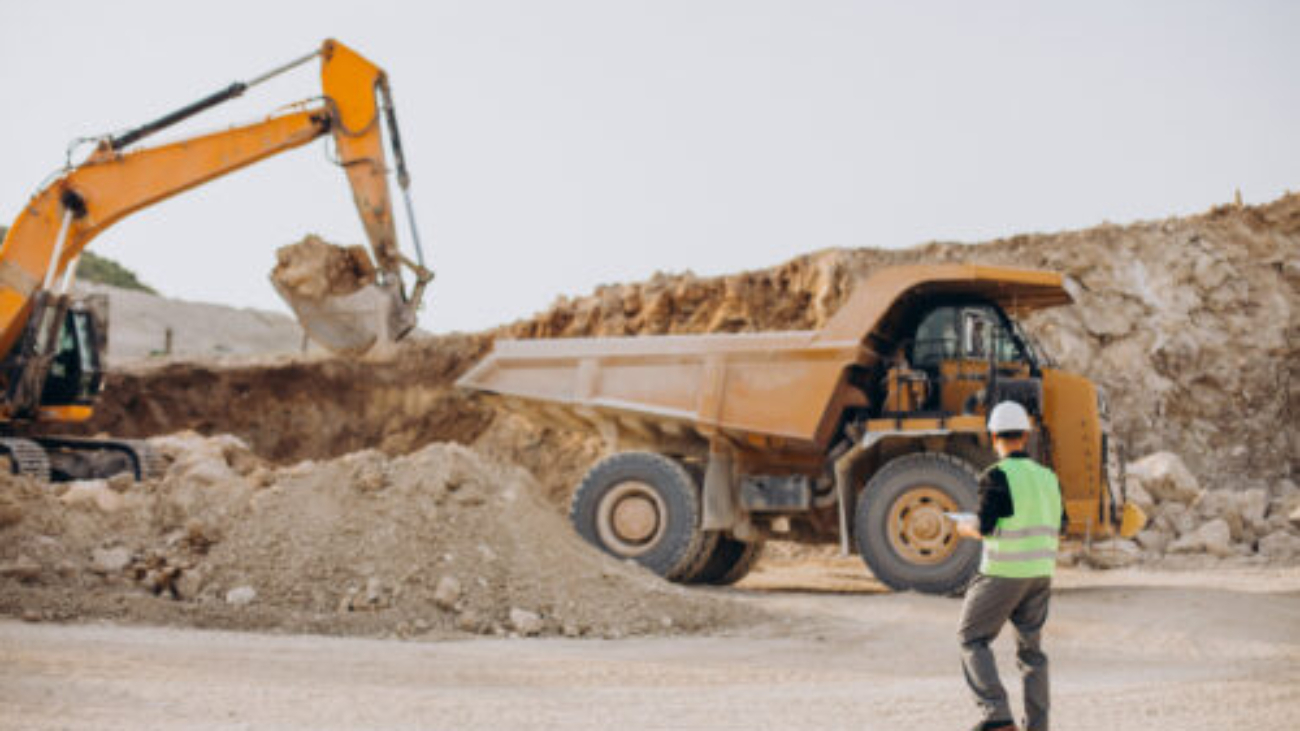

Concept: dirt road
[[2, 563, 1297, 730]]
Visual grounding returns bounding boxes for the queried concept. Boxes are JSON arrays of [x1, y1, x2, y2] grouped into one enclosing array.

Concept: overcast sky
[[2, 1, 1297, 333]]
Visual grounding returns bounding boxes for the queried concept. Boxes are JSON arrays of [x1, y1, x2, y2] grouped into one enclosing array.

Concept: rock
[[106, 472, 134, 493], [364, 577, 387, 607], [1128, 452, 1202, 505], [1290, 504, 1300, 529], [433, 576, 461, 610], [1169, 518, 1233, 557], [0, 501, 23, 529], [225, 585, 257, 605], [91, 546, 132, 575], [455, 609, 483, 633], [1237, 488, 1270, 532], [508, 607, 544, 636], [174, 569, 205, 600], [1258, 531, 1300, 560], [1155, 502, 1196, 537], [60, 480, 125, 512], [1134, 528, 1172, 554], [1087, 539, 1141, 568], [0, 555, 42, 582], [1124, 477, 1155, 515], [1195, 491, 1244, 541]]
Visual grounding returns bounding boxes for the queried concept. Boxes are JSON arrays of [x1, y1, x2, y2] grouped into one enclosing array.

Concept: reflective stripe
[[995, 525, 1058, 540], [985, 549, 1058, 563]]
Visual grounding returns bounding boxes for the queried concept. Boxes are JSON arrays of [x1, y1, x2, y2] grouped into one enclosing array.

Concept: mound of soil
[[0, 433, 758, 636]]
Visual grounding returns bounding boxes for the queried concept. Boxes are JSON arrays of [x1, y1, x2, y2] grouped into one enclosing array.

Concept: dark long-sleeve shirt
[[976, 451, 1069, 537]]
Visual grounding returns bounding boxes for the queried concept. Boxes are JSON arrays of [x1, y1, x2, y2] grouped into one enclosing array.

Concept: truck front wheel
[[570, 452, 715, 581], [854, 452, 981, 594]]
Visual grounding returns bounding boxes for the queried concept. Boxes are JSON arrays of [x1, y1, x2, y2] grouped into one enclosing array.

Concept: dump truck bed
[[456, 264, 1071, 451]]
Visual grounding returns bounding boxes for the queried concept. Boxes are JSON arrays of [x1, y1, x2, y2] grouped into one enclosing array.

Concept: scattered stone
[[1169, 518, 1233, 557], [509, 607, 544, 636], [106, 472, 134, 493], [60, 480, 125, 512], [433, 575, 461, 610], [1258, 531, 1300, 560], [1134, 528, 1172, 554], [0, 500, 21, 529], [225, 585, 257, 605], [91, 546, 132, 575], [1128, 452, 1202, 505], [0, 555, 42, 582], [364, 577, 387, 608], [1087, 539, 1141, 568], [455, 609, 483, 633]]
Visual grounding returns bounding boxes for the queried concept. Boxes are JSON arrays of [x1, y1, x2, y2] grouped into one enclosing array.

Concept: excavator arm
[[0, 39, 430, 423], [0, 39, 428, 359]]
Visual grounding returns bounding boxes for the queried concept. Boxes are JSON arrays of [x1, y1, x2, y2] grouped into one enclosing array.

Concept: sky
[[2, 1, 1297, 333]]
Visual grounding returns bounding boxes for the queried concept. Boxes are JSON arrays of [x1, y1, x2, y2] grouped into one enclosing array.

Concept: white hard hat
[[988, 401, 1032, 434]]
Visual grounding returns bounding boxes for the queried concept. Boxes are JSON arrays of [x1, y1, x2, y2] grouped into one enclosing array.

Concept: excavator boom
[[0, 39, 429, 479]]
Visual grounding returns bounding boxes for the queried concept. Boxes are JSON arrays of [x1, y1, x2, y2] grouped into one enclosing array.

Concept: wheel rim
[[596, 481, 668, 558], [886, 485, 960, 565]]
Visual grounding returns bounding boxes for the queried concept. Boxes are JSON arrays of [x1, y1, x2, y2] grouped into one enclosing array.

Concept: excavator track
[[30, 436, 166, 482], [0, 438, 53, 481]]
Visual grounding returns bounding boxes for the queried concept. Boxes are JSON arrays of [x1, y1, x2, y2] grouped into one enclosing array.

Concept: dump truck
[[0, 40, 429, 480], [458, 264, 1144, 594]]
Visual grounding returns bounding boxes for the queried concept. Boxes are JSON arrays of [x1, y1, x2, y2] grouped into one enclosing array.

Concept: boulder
[[1086, 539, 1141, 568], [508, 607, 544, 636], [1195, 491, 1244, 540], [1169, 518, 1233, 557], [1237, 488, 1270, 532], [1128, 452, 1202, 505], [1134, 528, 1172, 554], [1123, 476, 1155, 515], [1258, 531, 1300, 560], [90, 546, 132, 575], [433, 575, 461, 610], [60, 480, 125, 512], [225, 585, 257, 605]]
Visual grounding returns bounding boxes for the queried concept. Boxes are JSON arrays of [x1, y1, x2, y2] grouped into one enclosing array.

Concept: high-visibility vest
[[981, 458, 1062, 578]]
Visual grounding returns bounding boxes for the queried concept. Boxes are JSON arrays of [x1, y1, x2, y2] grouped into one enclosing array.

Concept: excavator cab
[[40, 297, 107, 408]]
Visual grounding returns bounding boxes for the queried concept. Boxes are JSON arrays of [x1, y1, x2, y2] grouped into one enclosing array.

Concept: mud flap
[[701, 446, 738, 531]]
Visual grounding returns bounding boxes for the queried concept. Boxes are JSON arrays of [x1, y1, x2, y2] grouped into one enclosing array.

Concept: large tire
[[569, 452, 715, 581], [855, 452, 981, 594], [687, 536, 764, 585]]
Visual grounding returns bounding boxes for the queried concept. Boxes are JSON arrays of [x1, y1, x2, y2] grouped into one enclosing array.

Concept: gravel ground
[[2, 564, 1297, 731]]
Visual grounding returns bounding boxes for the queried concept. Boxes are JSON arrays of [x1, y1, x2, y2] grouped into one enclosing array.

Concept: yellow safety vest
[[981, 458, 1061, 578]]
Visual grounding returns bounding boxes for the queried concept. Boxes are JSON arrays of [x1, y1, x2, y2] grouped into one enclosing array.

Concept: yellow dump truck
[[458, 264, 1140, 594]]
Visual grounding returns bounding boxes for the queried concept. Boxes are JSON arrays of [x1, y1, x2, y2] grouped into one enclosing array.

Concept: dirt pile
[[0, 432, 757, 636], [270, 234, 376, 299]]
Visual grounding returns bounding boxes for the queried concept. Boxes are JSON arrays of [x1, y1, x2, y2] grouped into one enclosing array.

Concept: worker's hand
[[954, 519, 982, 540]]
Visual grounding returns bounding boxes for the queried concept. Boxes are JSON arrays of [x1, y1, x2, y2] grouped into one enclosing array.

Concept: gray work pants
[[958, 573, 1052, 731]]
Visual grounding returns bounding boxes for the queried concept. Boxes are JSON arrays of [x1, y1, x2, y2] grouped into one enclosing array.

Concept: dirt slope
[[0, 433, 757, 637], [74, 194, 1299, 497]]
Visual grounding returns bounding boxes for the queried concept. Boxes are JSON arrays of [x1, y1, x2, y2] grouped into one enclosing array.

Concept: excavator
[[0, 39, 431, 481]]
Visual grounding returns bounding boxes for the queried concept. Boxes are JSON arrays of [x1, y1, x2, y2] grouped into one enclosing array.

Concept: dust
[[0, 433, 759, 636]]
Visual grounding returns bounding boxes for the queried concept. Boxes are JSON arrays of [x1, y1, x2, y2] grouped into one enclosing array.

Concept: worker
[[953, 400, 1065, 731]]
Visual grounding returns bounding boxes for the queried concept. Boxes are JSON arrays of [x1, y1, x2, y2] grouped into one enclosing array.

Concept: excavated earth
[[3, 193, 1296, 634], [72, 194, 1299, 498]]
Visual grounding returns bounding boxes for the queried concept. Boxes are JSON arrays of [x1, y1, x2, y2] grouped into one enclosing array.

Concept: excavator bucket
[[270, 236, 416, 355]]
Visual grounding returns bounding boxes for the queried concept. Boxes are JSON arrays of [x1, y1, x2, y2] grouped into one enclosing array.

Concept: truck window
[[962, 305, 1023, 363], [912, 307, 959, 368]]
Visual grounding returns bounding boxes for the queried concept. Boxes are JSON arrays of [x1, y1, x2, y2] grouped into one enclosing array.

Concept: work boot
[[968, 721, 1018, 731]]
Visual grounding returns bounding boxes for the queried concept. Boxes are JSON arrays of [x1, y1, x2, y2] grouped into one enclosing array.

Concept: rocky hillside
[[506, 194, 1300, 490]]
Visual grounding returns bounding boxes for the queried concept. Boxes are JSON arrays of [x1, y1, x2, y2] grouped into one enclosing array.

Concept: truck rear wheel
[[686, 536, 763, 585], [569, 452, 714, 581], [855, 452, 981, 594]]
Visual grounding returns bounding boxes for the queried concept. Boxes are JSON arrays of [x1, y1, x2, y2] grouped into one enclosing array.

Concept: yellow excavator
[[0, 39, 431, 481]]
